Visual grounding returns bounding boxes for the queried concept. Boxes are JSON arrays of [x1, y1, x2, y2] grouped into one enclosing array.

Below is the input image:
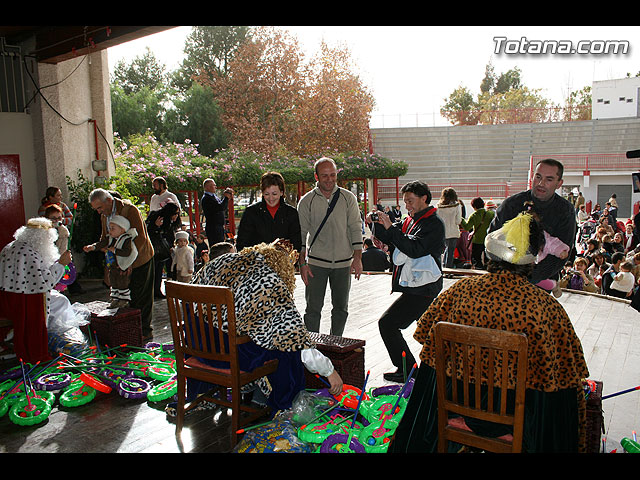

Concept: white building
[[592, 77, 640, 120]]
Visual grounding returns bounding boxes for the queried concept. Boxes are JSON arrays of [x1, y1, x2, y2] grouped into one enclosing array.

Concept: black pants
[[378, 293, 436, 370], [471, 243, 485, 269], [129, 258, 154, 337], [205, 223, 225, 245], [153, 256, 169, 296]]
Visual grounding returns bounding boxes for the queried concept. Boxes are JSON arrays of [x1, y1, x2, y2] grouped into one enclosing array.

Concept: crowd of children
[[562, 198, 639, 300]]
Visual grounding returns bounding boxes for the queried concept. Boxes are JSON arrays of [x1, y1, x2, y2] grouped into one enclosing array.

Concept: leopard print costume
[[414, 268, 590, 451], [191, 247, 314, 352]]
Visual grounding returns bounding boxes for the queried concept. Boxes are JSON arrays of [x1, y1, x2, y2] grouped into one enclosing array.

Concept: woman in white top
[[437, 188, 462, 269]]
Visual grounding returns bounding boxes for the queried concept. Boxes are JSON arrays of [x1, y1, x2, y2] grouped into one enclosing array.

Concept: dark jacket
[[236, 198, 302, 252], [489, 190, 577, 284], [146, 202, 181, 260], [200, 192, 228, 232], [373, 206, 445, 297], [362, 246, 391, 272]]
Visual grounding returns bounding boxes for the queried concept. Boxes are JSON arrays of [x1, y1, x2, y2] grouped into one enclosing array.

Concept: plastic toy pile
[[0, 340, 177, 427], [234, 367, 415, 453]]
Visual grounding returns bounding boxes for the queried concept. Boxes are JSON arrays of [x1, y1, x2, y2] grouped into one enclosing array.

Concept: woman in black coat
[[236, 172, 302, 254], [146, 201, 182, 298]]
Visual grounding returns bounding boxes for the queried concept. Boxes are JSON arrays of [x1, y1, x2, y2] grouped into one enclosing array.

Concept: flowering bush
[[113, 132, 407, 193]]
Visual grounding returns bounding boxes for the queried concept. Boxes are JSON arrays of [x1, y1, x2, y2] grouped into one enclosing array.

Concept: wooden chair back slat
[[165, 281, 279, 448], [434, 322, 528, 453]]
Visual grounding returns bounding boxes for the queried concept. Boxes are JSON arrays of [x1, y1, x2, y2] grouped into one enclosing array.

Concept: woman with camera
[[558, 256, 598, 293]]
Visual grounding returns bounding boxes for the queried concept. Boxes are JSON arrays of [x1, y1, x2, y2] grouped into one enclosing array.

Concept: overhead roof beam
[[0, 26, 176, 63]]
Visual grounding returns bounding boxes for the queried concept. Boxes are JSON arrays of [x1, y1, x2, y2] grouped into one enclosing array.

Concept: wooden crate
[[304, 332, 366, 389], [83, 301, 143, 348]]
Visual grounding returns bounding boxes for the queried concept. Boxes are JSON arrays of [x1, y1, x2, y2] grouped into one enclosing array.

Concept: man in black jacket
[[361, 237, 391, 272], [488, 159, 576, 286], [371, 181, 445, 382], [201, 178, 233, 245]]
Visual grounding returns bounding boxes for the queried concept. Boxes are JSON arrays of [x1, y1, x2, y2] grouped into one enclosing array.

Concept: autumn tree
[[442, 61, 551, 125], [198, 27, 304, 156], [291, 41, 375, 156], [197, 26, 374, 158]]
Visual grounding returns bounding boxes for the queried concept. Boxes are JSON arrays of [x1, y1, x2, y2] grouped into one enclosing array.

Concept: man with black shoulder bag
[[298, 158, 363, 336]]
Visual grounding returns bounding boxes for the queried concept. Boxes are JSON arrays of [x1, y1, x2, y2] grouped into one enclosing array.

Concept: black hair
[[470, 197, 484, 209], [536, 158, 564, 179], [400, 181, 432, 204]]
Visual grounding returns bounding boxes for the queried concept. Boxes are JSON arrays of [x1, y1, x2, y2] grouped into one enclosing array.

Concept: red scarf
[[401, 207, 438, 234]]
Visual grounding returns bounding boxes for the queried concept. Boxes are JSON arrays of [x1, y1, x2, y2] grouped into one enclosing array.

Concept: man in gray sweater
[[298, 158, 363, 336]]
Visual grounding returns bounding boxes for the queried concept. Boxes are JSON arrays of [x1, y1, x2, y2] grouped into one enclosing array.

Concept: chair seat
[[185, 356, 241, 375], [447, 416, 514, 442]]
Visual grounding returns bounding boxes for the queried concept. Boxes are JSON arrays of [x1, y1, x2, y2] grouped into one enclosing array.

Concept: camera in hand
[[371, 212, 379, 221]]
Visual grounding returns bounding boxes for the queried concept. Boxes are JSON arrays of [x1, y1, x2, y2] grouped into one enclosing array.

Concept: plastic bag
[[47, 290, 91, 335], [48, 328, 89, 357], [233, 410, 313, 453], [46, 290, 91, 355], [290, 389, 335, 427]]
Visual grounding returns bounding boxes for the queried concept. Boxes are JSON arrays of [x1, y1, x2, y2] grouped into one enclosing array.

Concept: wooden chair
[[434, 322, 528, 453], [165, 281, 279, 447]]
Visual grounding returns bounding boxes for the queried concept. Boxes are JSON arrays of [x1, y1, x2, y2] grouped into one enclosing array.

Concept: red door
[[0, 155, 26, 250]]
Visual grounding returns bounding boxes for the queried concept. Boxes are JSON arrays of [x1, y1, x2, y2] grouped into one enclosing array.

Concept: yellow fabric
[[502, 213, 533, 263]]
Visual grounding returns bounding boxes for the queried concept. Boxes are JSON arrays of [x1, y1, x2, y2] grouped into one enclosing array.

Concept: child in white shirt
[[611, 261, 635, 297], [172, 230, 194, 283]]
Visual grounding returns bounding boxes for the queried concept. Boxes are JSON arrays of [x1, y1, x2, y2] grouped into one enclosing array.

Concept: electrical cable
[[23, 54, 88, 110], [21, 54, 116, 166]]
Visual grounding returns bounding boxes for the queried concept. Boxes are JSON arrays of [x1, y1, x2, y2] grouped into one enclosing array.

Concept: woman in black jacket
[[236, 172, 302, 254], [146, 201, 182, 298]]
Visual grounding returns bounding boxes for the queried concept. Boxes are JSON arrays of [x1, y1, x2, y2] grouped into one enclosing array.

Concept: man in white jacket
[[297, 158, 363, 336]]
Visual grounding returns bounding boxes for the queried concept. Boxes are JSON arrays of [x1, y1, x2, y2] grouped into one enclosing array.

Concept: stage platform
[[0, 271, 638, 453]]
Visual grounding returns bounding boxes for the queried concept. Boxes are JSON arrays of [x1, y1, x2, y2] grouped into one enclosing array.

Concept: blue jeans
[[444, 237, 458, 268]]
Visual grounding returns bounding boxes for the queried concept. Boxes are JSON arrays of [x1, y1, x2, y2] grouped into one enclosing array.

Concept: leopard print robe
[[191, 250, 315, 352], [414, 269, 590, 451]]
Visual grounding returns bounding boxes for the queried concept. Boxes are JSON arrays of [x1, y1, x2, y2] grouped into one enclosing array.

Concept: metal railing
[[530, 153, 639, 173], [377, 180, 528, 202], [370, 105, 593, 129]]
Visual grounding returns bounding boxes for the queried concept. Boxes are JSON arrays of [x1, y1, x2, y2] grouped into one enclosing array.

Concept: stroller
[[576, 219, 597, 255]]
